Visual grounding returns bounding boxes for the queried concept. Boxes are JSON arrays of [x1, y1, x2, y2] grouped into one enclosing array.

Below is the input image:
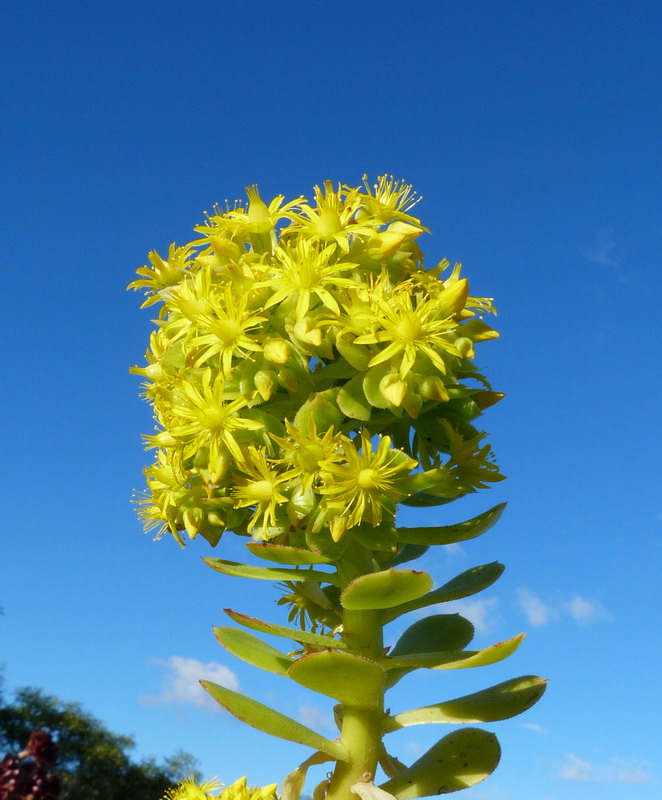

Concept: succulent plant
[[132, 176, 546, 800]]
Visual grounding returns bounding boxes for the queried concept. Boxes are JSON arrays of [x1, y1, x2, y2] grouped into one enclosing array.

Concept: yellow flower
[[162, 775, 278, 800], [318, 430, 417, 541], [360, 174, 427, 227], [270, 420, 344, 492], [128, 243, 197, 307], [232, 446, 295, 537], [163, 777, 223, 800], [220, 777, 279, 800], [256, 239, 359, 320], [354, 282, 467, 378], [169, 370, 263, 462], [185, 284, 266, 373], [285, 180, 377, 253]]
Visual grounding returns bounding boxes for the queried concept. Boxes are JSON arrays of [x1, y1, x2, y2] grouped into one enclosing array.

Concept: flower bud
[[404, 392, 423, 418], [263, 337, 290, 364], [419, 375, 450, 402], [379, 374, 408, 407], [277, 368, 299, 393], [254, 369, 278, 401], [454, 336, 475, 359]]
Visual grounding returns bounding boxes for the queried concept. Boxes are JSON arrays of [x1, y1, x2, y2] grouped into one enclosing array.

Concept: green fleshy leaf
[[382, 633, 526, 671], [245, 542, 333, 565], [341, 569, 434, 610], [385, 614, 475, 689], [382, 544, 429, 567], [382, 563, 504, 622], [288, 650, 386, 709], [201, 682, 348, 761], [223, 608, 347, 650], [383, 675, 548, 731], [337, 374, 372, 421], [213, 626, 293, 676], [396, 503, 506, 546], [399, 468, 450, 495], [391, 615, 475, 658], [379, 727, 500, 798], [401, 492, 457, 508], [203, 558, 340, 585]]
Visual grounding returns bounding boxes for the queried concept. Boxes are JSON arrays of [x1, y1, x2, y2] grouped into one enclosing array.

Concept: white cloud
[[516, 588, 609, 627], [562, 594, 610, 624], [141, 655, 240, 712], [442, 597, 498, 635], [520, 722, 548, 734], [516, 587, 559, 628], [560, 753, 594, 782], [559, 754, 650, 785], [298, 704, 335, 732]]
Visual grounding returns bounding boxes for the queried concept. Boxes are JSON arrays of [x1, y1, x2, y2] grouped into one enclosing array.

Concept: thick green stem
[[327, 545, 385, 800]]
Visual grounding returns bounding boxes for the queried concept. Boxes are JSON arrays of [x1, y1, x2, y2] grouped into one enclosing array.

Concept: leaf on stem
[[223, 608, 347, 650], [201, 682, 349, 761], [213, 626, 293, 676], [382, 633, 526, 672], [203, 558, 340, 585], [245, 542, 334, 565], [379, 727, 500, 798], [396, 503, 506, 545], [382, 563, 504, 622], [341, 569, 433, 610], [288, 650, 386, 708], [383, 675, 548, 730]]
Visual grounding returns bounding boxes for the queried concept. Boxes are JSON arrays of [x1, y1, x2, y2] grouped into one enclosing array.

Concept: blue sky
[[1, 1, 660, 798]]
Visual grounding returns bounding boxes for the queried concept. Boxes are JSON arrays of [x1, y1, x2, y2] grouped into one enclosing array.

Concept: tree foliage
[[0, 688, 197, 800]]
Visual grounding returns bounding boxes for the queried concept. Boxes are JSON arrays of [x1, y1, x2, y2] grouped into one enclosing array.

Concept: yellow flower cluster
[[163, 776, 278, 800], [130, 177, 503, 548]]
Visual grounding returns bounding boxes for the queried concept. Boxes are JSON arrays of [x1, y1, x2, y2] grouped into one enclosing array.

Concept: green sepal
[[335, 337, 372, 371], [379, 727, 500, 798], [363, 363, 391, 409], [350, 521, 399, 552], [383, 675, 548, 731], [396, 503, 506, 546], [288, 650, 386, 709], [382, 633, 526, 671], [341, 569, 434, 610], [337, 374, 372, 421], [201, 682, 348, 761], [213, 626, 293, 676], [383, 562, 504, 622], [245, 542, 333, 566], [203, 558, 340, 586], [306, 515, 350, 560], [294, 390, 343, 433], [223, 608, 347, 650], [312, 357, 356, 386]]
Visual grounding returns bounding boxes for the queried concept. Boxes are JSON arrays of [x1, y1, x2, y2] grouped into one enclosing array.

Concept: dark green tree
[[0, 688, 197, 800]]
